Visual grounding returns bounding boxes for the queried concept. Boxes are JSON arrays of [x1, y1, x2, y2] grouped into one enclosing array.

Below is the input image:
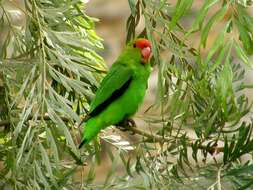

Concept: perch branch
[[0, 116, 224, 153], [116, 121, 224, 154]]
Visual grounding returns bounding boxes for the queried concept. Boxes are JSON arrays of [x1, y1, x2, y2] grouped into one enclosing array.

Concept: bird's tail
[[78, 139, 87, 149], [78, 117, 102, 149]]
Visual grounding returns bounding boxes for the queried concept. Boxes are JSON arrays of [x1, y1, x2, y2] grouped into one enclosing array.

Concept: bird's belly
[[121, 86, 145, 114], [100, 81, 146, 126]]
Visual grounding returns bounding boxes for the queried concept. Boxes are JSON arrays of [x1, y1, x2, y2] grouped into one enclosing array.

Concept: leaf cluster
[[0, 0, 105, 189]]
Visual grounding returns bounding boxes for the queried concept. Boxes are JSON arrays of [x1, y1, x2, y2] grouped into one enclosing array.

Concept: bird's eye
[[133, 43, 136, 48]]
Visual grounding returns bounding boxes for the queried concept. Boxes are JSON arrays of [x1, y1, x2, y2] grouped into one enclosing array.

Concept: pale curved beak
[[141, 46, 151, 60]]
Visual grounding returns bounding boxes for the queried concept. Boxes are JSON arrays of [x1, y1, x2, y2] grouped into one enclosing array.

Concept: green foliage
[[121, 0, 253, 189], [0, 0, 105, 189], [0, 0, 253, 189]]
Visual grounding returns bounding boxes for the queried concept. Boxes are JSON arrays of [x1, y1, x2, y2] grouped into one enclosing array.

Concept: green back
[[89, 41, 150, 116]]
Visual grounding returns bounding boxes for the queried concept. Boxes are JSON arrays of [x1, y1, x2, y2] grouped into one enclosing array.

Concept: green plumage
[[79, 40, 151, 147]]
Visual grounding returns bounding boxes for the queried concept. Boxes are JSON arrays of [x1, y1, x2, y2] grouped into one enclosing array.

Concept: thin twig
[[122, 125, 171, 142], [217, 166, 222, 190], [0, 120, 10, 127], [117, 121, 225, 153]]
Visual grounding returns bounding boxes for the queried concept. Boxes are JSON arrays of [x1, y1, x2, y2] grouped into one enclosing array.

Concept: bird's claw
[[115, 118, 136, 135], [115, 125, 129, 131], [127, 119, 136, 135]]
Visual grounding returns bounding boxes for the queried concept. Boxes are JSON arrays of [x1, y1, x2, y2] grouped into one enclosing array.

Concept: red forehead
[[135, 39, 151, 49]]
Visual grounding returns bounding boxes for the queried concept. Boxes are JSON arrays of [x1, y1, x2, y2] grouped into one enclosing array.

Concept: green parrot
[[79, 38, 152, 148]]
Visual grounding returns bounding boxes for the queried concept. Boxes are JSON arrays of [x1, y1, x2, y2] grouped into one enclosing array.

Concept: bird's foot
[[115, 118, 136, 134]]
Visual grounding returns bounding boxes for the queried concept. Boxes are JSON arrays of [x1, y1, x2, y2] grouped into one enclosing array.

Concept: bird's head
[[132, 38, 152, 64]]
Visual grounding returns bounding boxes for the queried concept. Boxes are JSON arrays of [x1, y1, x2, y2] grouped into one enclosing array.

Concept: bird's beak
[[141, 47, 151, 60], [141, 46, 151, 64]]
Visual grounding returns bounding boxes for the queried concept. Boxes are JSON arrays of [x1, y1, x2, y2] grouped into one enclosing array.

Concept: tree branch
[[0, 120, 10, 127], [122, 125, 171, 142], [1, 116, 224, 153], [117, 121, 225, 154]]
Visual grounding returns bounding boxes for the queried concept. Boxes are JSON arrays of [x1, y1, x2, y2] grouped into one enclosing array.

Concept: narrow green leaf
[[169, 0, 193, 31], [46, 101, 78, 155], [234, 41, 253, 67], [128, 0, 137, 16], [206, 24, 229, 66], [236, 20, 252, 53], [186, 0, 219, 35], [201, 5, 227, 47], [35, 161, 51, 190], [46, 127, 59, 164], [39, 143, 53, 178], [225, 164, 253, 176], [16, 126, 32, 166], [48, 85, 81, 122], [14, 85, 36, 137]]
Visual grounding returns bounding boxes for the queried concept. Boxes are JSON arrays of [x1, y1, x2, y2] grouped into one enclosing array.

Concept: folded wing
[[89, 63, 133, 117]]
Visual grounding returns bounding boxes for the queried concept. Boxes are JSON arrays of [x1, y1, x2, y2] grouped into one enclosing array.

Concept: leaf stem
[[32, 0, 47, 116]]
